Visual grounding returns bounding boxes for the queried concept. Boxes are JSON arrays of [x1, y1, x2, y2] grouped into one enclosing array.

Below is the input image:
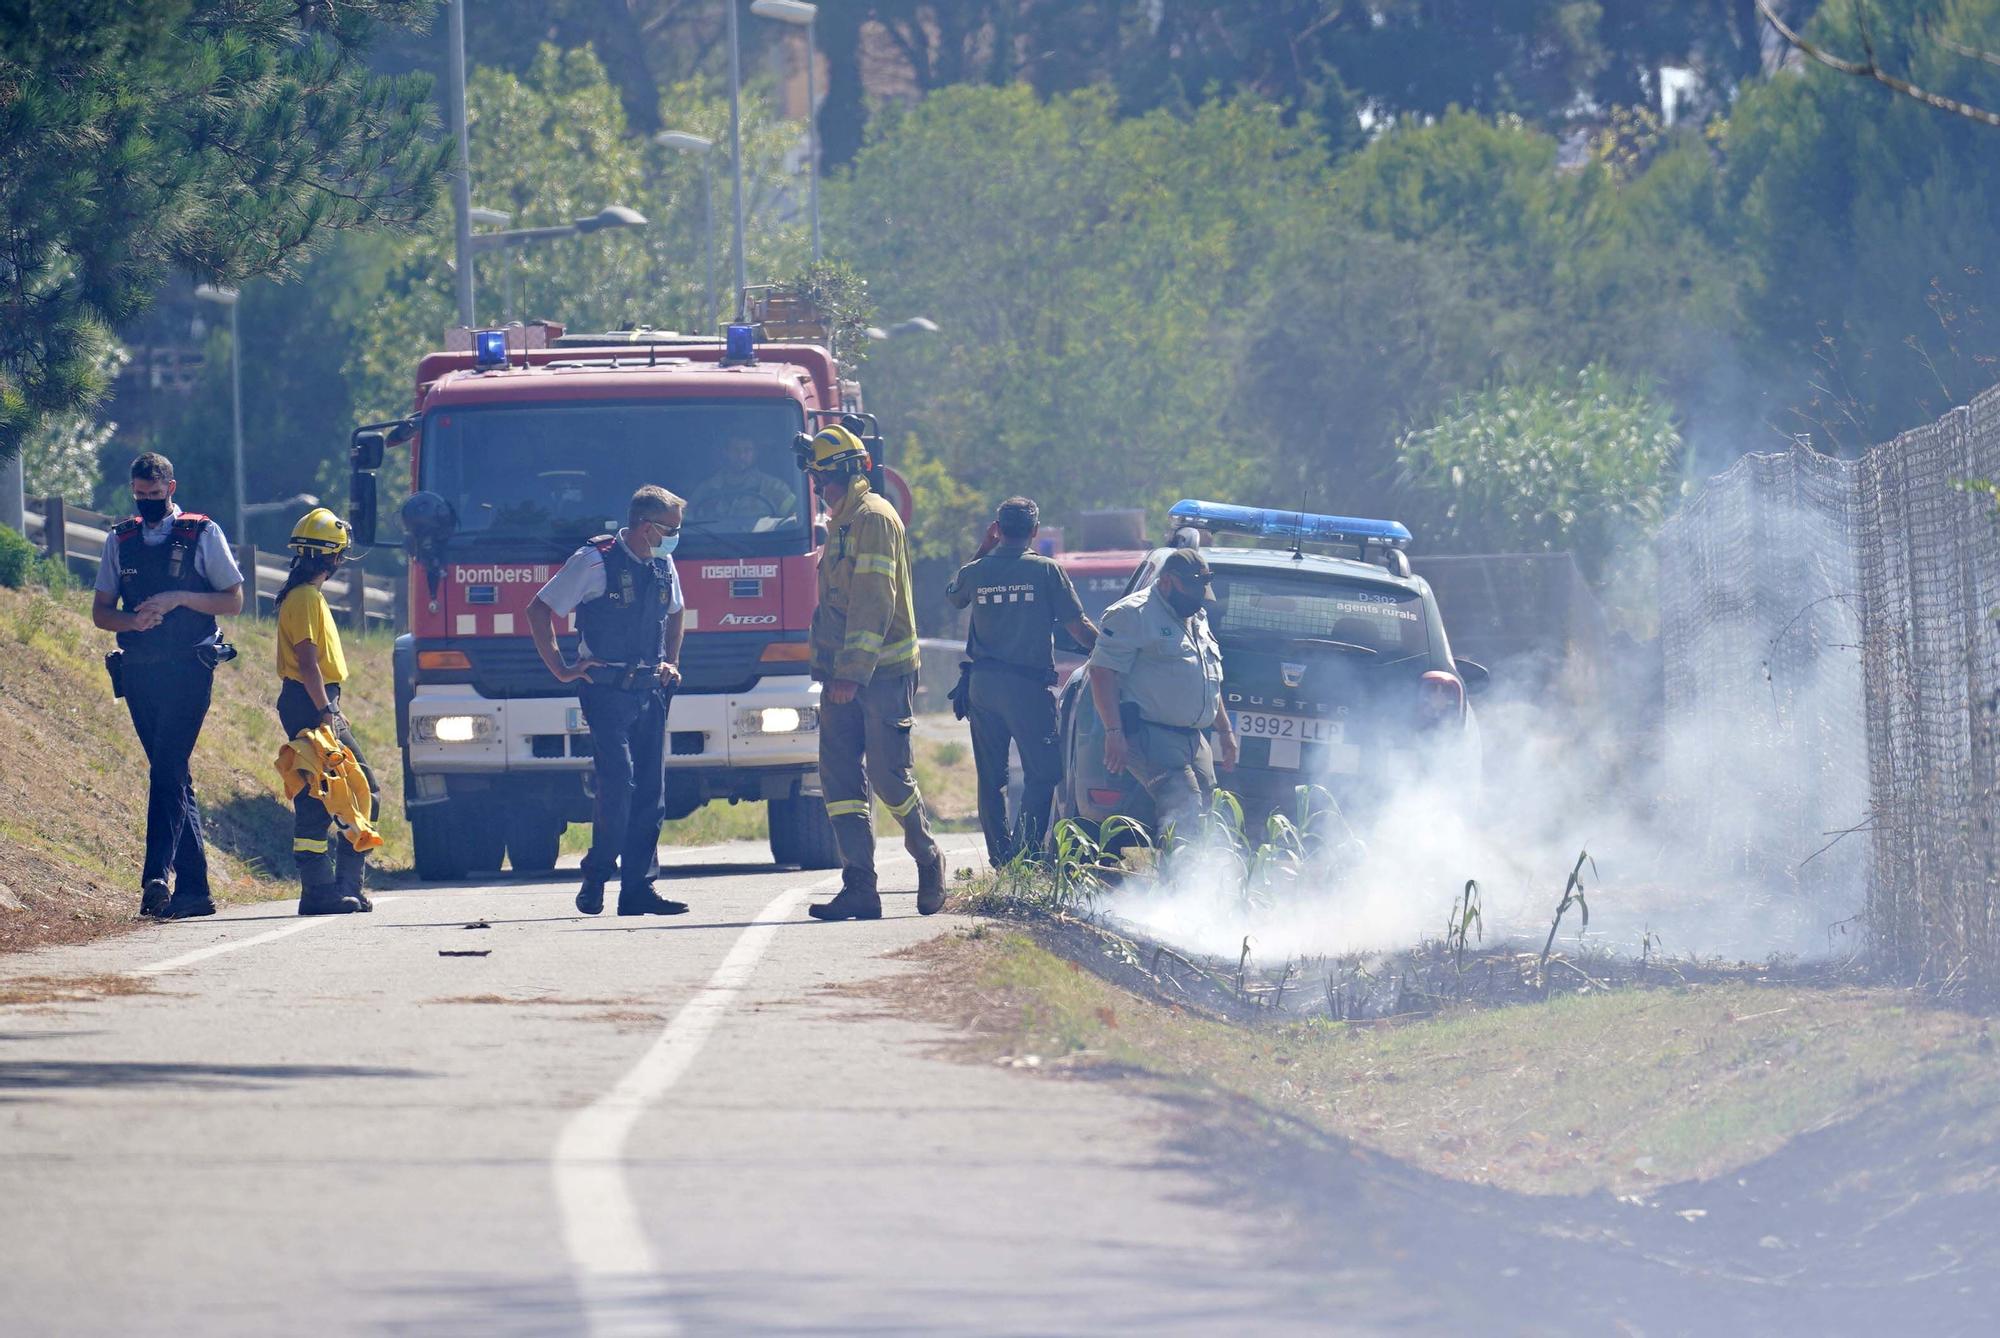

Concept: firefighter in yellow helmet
[[796, 423, 945, 920], [274, 507, 375, 915]]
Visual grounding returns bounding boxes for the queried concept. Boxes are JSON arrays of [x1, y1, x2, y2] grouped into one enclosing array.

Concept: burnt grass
[[1010, 904, 1871, 1026]]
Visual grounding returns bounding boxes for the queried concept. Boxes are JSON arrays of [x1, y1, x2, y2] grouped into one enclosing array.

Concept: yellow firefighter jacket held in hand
[[275, 726, 384, 852], [812, 474, 920, 684]]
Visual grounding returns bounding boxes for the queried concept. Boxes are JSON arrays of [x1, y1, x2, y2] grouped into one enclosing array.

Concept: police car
[[1052, 500, 1488, 835]]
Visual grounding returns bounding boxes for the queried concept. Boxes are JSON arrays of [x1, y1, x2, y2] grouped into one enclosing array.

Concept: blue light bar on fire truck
[[1168, 499, 1412, 548], [473, 329, 508, 370]]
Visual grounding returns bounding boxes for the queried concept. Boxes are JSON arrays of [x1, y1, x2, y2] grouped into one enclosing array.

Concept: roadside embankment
[[0, 583, 406, 952]]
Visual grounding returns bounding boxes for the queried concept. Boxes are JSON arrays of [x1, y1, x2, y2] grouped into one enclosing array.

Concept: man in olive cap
[[1085, 545, 1237, 836]]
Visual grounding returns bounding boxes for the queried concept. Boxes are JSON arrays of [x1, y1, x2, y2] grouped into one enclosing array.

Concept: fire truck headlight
[[741, 706, 815, 734], [416, 714, 493, 743]]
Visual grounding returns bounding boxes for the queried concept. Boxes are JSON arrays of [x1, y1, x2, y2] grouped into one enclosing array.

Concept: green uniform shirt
[[945, 544, 1086, 678], [1088, 584, 1224, 728]]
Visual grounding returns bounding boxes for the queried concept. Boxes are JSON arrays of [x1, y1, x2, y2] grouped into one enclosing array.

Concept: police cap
[[1159, 546, 1212, 587]]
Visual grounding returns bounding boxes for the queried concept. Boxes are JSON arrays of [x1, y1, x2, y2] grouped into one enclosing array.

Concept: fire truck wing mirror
[[387, 418, 418, 447], [1455, 658, 1491, 695], [349, 471, 378, 548], [351, 430, 386, 473]]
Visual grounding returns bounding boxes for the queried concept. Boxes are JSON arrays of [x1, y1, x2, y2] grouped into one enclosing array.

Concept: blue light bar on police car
[[1169, 499, 1412, 548], [473, 329, 508, 370]]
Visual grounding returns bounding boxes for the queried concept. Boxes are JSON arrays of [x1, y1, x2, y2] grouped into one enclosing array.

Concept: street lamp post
[[194, 283, 246, 542], [448, 0, 475, 326], [726, 0, 749, 317], [656, 132, 718, 332], [751, 0, 820, 262]]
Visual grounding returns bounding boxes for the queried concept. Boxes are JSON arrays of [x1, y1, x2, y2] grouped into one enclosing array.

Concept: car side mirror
[[1455, 658, 1491, 695]]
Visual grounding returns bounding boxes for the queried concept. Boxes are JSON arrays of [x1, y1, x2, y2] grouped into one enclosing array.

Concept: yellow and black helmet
[[289, 507, 352, 556], [793, 423, 871, 477]]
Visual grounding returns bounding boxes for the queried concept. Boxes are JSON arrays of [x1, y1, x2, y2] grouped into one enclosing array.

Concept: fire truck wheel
[[411, 804, 469, 882], [507, 821, 562, 874], [768, 794, 839, 869], [460, 807, 506, 874]]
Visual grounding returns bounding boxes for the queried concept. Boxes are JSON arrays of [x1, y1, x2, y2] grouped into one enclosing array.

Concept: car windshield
[[1208, 569, 1431, 659], [420, 399, 808, 555]]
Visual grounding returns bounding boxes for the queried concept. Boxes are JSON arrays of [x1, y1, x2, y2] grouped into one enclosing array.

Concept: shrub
[[0, 523, 36, 589]]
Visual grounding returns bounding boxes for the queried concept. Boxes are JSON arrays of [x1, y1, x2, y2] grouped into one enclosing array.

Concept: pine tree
[[0, 0, 452, 459]]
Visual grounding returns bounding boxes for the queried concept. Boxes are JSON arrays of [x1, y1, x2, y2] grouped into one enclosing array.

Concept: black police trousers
[[578, 681, 674, 892], [967, 667, 1062, 866], [277, 680, 377, 890], [124, 657, 214, 895]]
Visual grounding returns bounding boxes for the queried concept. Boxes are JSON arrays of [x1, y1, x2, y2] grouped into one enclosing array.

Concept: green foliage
[[787, 259, 876, 368], [1724, 0, 2000, 449], [0, 525, 33, 590], [0, 0, 450, 461], [831, 85, 1325, 556], [1397, 366, 1685, 579]]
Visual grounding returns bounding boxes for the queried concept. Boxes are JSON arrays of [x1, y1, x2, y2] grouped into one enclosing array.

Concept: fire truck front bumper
[[405, 676, 822, 774]]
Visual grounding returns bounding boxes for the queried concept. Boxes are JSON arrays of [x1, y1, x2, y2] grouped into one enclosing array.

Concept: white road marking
[[552, 875, 838, 1337], [131, 897, 401, 976]]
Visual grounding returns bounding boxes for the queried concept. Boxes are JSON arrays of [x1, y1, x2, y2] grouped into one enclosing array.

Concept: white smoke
[[1094, 638, 1869, 967]]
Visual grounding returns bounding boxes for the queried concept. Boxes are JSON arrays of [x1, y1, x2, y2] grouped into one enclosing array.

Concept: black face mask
[[135, 496, 170, 525], [1163, 583, 1206, 619]]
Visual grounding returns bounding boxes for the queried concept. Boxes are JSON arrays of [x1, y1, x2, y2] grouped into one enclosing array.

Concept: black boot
[[139, 880, 171, 921], [809, 871, 883, 921], [575, 870, 607, 916], [166, 889, 216, 919], [335, 842, 372, 912], [916, 850, 946, 916], [616, 883, 689, 916], [298, 880, 364, 916]]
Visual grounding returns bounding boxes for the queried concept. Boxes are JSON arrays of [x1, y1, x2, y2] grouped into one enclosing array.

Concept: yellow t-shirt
[[277, 585, 349, 685]]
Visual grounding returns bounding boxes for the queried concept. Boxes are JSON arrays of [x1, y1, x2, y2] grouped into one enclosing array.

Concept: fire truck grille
[[431, 634, 807, 699]]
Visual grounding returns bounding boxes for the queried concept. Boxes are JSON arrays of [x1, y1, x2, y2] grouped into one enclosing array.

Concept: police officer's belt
[[968, 656, 1056, 687], [1119, 701, 1202, 737], [591, 661, 664, 692]]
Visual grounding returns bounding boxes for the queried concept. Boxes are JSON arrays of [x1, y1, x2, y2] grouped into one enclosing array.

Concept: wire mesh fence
[[1660, 387, 2000, 995]]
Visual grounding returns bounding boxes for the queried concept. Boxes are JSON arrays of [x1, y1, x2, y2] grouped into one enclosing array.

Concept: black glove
[[948, 661, 973, 722]]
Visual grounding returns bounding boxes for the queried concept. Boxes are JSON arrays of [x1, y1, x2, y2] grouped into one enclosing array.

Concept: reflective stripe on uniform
[[825, 798, 870, 818], [884, 790, 922, 820], [877, 634, 917, 663], [847, 630, 885, 653], [852, 553, 896, 578], [293, 837, 330, 853]]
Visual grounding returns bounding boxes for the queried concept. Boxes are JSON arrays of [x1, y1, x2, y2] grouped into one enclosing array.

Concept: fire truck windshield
[[421, 399, 809, 555]]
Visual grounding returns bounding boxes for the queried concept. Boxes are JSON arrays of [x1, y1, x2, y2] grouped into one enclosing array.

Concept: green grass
[[937, 928, 2000, 1197], [559, 797, 772, 856]]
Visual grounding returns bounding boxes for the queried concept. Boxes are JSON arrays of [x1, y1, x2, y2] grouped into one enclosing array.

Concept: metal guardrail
[[20, 495, 396, 628]]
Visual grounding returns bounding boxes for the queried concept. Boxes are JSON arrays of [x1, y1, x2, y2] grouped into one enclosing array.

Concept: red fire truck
[[347, 317, 897, 880]]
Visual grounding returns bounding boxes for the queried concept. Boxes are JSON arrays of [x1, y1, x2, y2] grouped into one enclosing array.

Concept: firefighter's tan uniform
[[812, 473, 939, 891]]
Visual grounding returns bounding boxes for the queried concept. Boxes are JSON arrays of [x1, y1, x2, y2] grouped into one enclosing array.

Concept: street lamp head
[[573, 204, 649, 233], [194, 283, 240, 306], [892, 317, 940, 336], [750, 0, 817, 24], [656, 131, 714, 154], [469, 206, 512, 228]]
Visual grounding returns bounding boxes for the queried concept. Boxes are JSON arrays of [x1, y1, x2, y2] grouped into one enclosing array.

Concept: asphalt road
[[0, 837, 1380, 1337]]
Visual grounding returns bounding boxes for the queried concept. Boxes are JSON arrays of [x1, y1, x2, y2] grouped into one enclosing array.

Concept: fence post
[[41, 496, 67, 563], [342, 557, 369, 630], [237, 543, 261, 617]]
